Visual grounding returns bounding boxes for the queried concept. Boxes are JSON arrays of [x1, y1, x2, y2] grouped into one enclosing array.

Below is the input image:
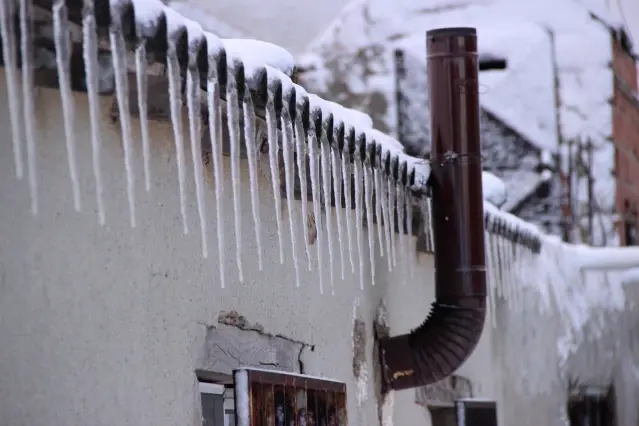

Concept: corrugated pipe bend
[[379, 27, 487, 392]]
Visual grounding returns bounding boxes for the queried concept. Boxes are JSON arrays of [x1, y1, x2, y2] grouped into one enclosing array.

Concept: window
[[455, 400, 498, 426], [200, 382, 235, 426], [233, 368, 347, 426], [568, 387, 616, 426], [429, 406, 457, 426], [622, 201, 637, 246]]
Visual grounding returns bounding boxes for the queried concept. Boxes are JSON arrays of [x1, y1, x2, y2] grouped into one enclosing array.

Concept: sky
[[618, 0, 639, 43]]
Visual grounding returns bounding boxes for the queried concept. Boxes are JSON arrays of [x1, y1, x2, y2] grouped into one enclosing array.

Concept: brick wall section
[[612, 35, 639, 245]]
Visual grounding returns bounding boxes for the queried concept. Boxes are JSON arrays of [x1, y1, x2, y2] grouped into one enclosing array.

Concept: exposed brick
[[612, 37, 639, 245]]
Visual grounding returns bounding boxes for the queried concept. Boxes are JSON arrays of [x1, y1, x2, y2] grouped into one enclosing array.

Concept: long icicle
[[226, 71, 244, 282], [427, 197, 435, 251], [381, 176, 392, 271], [265, 91, 285, 264], [207, 75, 225, 288], [373, 167, 385, 258], [353, 149, 365, 290], [406, 189, 414, 280], [82, 5, 105, 225], [135, 41, 152, 192], [388, 176, 397, 267], [331, 147, 346, 280], [243, 84, 263, 270], [320, 137, 335, 294], [363, 163, 375, 286], [294, 111, 312, 271], [110, 8, 137, 227], [282, 105, 301, 287], [20, 0, 38, 215], [53, 0, 81, 211], [342, 151, 355, 274], [487, 231, 497, 328], [308, 123, 324, 294], [167, 41, 189, 234], [396, 183, 406, 285], [186, 66, 208, 258], [0, 0, 23, 179]]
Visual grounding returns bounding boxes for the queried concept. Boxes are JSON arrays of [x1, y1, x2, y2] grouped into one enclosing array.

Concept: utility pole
[[547, 27, 572, 242], [586, 138, 595, 244]]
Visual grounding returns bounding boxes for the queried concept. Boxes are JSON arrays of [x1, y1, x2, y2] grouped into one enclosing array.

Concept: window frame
[[199, 381, 235, 426], [455, 398, 498, 426], [233, 368, 347, 426]]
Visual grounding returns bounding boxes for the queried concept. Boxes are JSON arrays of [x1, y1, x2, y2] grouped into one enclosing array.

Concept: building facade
[[612, 30, 639, 246], [1, 2, 639, 426]]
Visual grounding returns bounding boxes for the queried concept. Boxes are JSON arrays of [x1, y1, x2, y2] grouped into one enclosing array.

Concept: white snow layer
[[71, 0, 430, 290], [302, 0, 624, 246], [8, 4, 639, 423], [483, 201, 639, 424]]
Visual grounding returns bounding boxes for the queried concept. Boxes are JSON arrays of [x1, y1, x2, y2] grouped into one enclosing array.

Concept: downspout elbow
[[378, 27, 487, 392]]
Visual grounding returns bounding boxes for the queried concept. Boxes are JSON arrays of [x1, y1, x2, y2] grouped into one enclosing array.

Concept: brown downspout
[[379, 27, 486, 392]]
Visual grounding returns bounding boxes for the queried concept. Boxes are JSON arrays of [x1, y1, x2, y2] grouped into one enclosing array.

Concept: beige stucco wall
[[0, 74, 494, 425]]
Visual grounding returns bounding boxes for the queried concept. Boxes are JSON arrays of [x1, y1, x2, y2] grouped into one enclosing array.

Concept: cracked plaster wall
[[0, 75, 494, 426]]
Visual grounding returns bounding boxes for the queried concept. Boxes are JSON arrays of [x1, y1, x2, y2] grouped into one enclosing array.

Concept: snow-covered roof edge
[[97, 0, 431, 191], [484, 201, 639, 270]]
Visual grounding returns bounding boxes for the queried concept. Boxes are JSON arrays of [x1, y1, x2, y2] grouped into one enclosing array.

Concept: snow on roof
[[482, 171, 507, 207], [500, 169, 549, 212], [483, 200, 639, 384], [395, 21, 557, 152], [305, 0, 618, 151]]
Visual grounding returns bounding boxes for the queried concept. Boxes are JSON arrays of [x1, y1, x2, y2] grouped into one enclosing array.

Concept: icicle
[[308, 123, 324, 294], [510, 243, 520, 313], [265, 96, 285, 264], [282, 102, 300, 287], [207, 74, 225, 288], [396, 182, 406, 285], [226, 71, 244, 282], [363, 162, 375, 286], [166, 39, 189, 234], [498, 236, 508, 300], [186, 66, 208, 258], [373, 168, 385, 259], [406, 188, 414, 280], [353, 148, 365, 291], [293, 111, 312, 271], [20, 0, 38, 215], [492, 234, 503, 299], [53, 0, 81, 211], [380, 176, 393, 271], [243, 84, 263, 270], [110, 9, 136, 227], [320, 137, 335, 294], [487, 232, 498, 328], [341, 151, 356, 274], [388, 176, 397, 267], [331, 147, 346, 280], [135, 41, 152, 192], [82, 7, 105, 225], [426, 197, 434, 252], [0, 0, 23, 179]]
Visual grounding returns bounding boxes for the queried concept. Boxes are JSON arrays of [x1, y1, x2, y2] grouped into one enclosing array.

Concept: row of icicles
[[0, 0, 429, 291]]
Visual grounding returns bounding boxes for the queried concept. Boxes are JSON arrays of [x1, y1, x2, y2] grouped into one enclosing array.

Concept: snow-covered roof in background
[[306, 0, 622, 152], [395, 20, 557, 152], [500, 169, 549, 212]]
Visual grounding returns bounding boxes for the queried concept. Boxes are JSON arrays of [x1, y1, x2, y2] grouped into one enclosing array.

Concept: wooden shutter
[[233, 368, 347, 426]]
